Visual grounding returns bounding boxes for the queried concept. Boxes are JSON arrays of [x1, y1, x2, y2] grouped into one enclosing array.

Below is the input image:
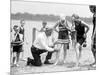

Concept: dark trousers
[[27, 45, 53, 66]]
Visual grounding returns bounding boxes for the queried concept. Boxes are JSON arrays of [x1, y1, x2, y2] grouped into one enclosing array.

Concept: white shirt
[[33, 32, 54, 52], [40, 27, 46, 32]]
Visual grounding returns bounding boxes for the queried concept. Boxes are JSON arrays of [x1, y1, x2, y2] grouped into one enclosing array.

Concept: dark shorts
[[58, 30, 69, 39], [13, 45, 22, 53], [77, 36, 86, 45]]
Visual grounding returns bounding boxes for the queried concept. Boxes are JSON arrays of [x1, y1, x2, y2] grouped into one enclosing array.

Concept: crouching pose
[[27, 28, 57, 66], [72, 14, 89, 66]]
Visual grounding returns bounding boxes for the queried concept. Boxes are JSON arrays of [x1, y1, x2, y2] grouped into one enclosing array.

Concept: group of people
[[11, 5, 96, 67], [11, 20, 25, 67]]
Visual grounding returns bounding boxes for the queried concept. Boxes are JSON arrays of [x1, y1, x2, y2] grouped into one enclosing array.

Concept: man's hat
[[42, 21, 47, 24], [20, 19, 25, 24], [45, 27, 53, 32]]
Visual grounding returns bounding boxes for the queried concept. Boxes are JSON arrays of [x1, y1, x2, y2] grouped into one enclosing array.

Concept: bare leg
[[72, 40, 76, 49], [54, 49, 60, 65], [91, 39, 96, 66], [16, 52, 21, 66], [12, 52, 17, 66], [75, 43, 81, 66], [10, 48, 13, 65], [72, 32, 77, 50], [72, 40, 74, 49], [63, 44, 69, 63], [21, 46, 24, 60], [54, 44, 62, 65], [79, 45, 82, 59]]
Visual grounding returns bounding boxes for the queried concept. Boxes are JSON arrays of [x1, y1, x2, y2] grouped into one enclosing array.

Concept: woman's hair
[[89, 5, 96, 13], [13, 25, 18, 29], [42, 21, 47, 25], [72, 14, 79, 19]]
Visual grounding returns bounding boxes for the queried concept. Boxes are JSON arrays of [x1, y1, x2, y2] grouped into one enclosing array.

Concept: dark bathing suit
[[74, 20, 86, 45], [13, 34, 23, 53], [19, 27, 24, 52], [58, 20, 69, 40], [19, 27, 24, 41], [58, 20, 69, 49]]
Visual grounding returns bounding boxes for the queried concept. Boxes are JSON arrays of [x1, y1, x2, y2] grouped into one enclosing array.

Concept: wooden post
[[32, 28, 36, 44]]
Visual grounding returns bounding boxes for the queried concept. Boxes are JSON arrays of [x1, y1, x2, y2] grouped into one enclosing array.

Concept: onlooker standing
[[70, 14, 77, 50], [19, 19, 26, 60], [11, 25, 23, 67], [89, 5, 96, 66], [53, 16, 71, 63], [19, 19, 25, 41], [71, 14, 89, 66]]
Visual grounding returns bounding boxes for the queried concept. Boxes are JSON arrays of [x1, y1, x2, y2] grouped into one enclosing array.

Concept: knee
[[64, 44, 69, 49], [76, 43, 80, 48]]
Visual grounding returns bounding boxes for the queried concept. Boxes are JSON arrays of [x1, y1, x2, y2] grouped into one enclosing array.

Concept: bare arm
[[71, 20, 75, 30], [81, 21, 90, 34], [64, 20, 71, 32], [53, 21, 59, 33]]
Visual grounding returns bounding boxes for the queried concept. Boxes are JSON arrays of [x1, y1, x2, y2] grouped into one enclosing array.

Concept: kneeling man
[[27, 27, 56, 66]]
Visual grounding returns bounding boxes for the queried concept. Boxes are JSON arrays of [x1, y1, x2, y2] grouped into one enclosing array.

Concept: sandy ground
[[10, 59, 95, 75], [11, 45, 96, 75]]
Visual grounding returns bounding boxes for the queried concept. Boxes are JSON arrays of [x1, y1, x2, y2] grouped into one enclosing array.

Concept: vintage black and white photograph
[[10, 0, 96, 75]]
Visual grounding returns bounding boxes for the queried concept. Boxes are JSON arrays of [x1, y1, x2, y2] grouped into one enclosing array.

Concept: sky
[[11, 1, 93, 17]]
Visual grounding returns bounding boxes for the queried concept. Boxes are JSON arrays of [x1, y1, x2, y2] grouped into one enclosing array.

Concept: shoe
[[75, 63, 79, 67], [90, 62, 96, 67], [11, 64, 15, 67], [44, 61, 53, 64], [12, 64, 19, 67], [92, 64, 96, 67], [15, 64, 19, 67]]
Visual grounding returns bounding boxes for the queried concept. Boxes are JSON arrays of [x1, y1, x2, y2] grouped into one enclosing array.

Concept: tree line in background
[[11, 12, 93, 24]]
